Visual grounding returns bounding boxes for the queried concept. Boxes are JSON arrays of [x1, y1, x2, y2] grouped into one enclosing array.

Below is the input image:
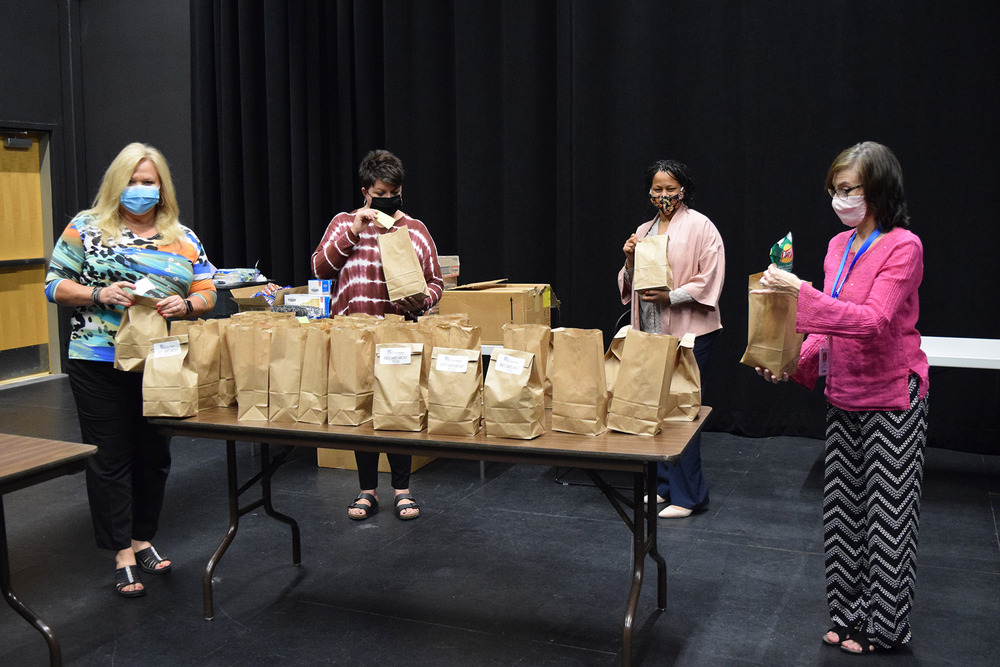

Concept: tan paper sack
[[663, 332, 702, 422], [632, 234, 673, 292], [114, 295, 168, 372], [427, 347, 483, 436], [373, 342, 426, 432], [550, 328, 608, 436], [484, 348, 545, 439], [377, 228, 429, 302], [328, 322, 375, 426], [739, 272, 804, 377], [296, 325, 330, 424], [268, 325, 306, 422], [227, 323, 271, 421], [604, 324, 629, 395], [607, 328, 678, 435], [186, 319, 222, 410], [217, 318, 237, 407], [142, 335, 198, 417]]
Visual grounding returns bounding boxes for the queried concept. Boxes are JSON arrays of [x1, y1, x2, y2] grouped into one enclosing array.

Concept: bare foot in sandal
[[348, 490, 378, 520], [393, 489, 420, 520]]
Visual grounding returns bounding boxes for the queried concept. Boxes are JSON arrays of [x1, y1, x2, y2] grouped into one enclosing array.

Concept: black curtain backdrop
[[190, 1, 1000, 451]]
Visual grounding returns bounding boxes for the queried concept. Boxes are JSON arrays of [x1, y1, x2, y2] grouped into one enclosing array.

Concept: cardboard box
[[308, 279, 332, 295], [438, 255, 460, 277], [437, 281, 557, 345], [283, 293, 330, 317], [316, 449, 435, 473], [230, 285, 308, 311]]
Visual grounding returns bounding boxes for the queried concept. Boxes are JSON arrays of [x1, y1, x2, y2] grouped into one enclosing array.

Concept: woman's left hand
[[754, 264, 803, 295], [638, 287, 672, 306], [395, 295, 426, 313], [156, 295, 188, 318]]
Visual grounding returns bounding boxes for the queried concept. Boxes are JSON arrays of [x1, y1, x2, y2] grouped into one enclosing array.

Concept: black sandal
[[393, 493, 420, 520], [135, 546, 172, 574], [115, 565, 146, 598], [348, 492, 378, 520], [840, 635, 896, 655], [822, 624, 856, 646]]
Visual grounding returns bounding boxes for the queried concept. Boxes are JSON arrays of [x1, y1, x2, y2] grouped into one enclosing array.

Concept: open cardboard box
[[230, 285, 309, 311], [437, 280, 558, 345]]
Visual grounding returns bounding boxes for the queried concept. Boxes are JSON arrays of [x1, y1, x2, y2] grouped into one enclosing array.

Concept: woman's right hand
[[755, 367, 789, 384], [623, 234, 639, 269], [101, 281, 136, 307], [351, 208, 378, 236]]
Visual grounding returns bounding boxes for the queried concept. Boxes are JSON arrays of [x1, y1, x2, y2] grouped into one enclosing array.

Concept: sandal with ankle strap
[[348, 492, 378, 520], [393, 493, 420, 520], [135, 546, 172, 574], [115, 565, 146, 598], [822, 624, 857, 646]]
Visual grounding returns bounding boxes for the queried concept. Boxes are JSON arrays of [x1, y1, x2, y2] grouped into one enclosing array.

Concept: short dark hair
[[645, 159, 695, 208], [825, 142, 909, 230], [358, 149, 405, 189]]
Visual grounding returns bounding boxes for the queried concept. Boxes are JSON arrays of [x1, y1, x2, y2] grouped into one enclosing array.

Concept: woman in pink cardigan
[[757, 142, 929, 655]]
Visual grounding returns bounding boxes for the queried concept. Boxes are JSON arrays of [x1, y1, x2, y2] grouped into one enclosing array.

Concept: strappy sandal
[[840, 635, 895, 655], [394, 493, 420, 520], [135, 546, 172, 574], [348, 492, 378, 520], [822, 624, 856, 646], [115, 565, 146, 598]]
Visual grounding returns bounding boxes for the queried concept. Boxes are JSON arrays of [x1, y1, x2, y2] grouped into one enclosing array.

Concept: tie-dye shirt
[[45, 214, 217, 362]]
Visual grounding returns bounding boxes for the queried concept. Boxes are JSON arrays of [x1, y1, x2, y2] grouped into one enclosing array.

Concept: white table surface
[[920, 336, 1000, 370]]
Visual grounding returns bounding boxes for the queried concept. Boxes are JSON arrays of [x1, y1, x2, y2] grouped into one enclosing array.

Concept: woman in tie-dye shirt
[[45, 142, 216, 598]]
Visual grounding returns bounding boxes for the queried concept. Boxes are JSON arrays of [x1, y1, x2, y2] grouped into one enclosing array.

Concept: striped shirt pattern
[[311, 211, 444, 317]]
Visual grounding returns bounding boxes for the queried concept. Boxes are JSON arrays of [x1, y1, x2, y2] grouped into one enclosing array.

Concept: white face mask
[[832, 195, 867, 228]]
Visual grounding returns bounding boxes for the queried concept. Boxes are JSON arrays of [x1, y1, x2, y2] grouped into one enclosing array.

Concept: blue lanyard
[[831, 229, 880, 299]]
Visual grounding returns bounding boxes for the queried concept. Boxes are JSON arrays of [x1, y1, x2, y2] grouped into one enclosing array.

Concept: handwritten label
[[152, 339, 182, 358], [494, 353, 526, 375], [379, 347, 412, 365], [436, 354, 470, 373]]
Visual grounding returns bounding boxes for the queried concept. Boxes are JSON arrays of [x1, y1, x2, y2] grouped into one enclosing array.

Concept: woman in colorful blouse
[[757, 141, 928, 654], [45, 142, 217, 598], [618, 159, 726, 519]]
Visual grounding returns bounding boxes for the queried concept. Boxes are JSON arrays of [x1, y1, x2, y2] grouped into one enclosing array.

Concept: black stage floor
[[1, 376, 997, 666]]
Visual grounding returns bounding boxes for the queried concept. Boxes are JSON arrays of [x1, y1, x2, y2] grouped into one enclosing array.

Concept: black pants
[[67, 359, 171, 551], [354, 451, 411, 491]]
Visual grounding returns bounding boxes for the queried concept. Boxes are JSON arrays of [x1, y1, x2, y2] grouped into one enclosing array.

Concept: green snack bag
[[770, 232, 793, 271]]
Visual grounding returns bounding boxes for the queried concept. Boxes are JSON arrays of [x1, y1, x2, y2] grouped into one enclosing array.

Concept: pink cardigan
[[792, 227, 928, 411], [617, 205, 725, 337]]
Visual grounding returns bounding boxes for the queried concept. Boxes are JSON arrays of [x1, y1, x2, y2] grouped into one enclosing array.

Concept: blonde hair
[[82, 142, 185, 245]]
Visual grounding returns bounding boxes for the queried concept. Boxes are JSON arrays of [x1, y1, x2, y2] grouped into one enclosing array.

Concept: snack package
[[769, 232, 793, 271]]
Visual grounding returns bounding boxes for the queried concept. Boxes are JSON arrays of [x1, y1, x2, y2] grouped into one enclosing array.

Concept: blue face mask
[[120, 185, 160, 215]]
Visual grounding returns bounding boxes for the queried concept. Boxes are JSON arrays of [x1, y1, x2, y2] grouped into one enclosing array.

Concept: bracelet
[[91, 286, 103, 305]]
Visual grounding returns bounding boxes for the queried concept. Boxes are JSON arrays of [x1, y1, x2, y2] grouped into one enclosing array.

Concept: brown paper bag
[[228, 323, 271, 421], [484, 348, 545, 439], [607, 328, 678, 435], [328, 322, 376, 425], [373, 342, 426, 431], [268, 324, 306, 422], [501, 322, 552, 405], [186, 319, 222, 410], [427, 347, 483, 436], [296, 325, 330, 424], [377, 228, 429, 302], [604, 324, 629, 395], [114, 295, 168, 372], [375, 321, 432, 411], [142, 335, 198, 417], [663, 332, 702, 422], [217, 318, 237, 407], [423, 321, 482, 351], [632, 233, 673, 292], [739, 272, 805, 376], [550, 328, 608, 436]]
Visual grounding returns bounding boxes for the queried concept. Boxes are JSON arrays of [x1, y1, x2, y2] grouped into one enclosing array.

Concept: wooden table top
[[0, 434, 97, 490], [153, 406, 711, 468]]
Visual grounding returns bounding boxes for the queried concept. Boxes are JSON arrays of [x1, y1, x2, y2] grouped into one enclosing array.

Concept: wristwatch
[[184, 299, 193, 315]]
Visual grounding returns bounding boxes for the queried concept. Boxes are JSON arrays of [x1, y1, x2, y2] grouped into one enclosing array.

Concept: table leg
[[646, 462, 667, 608], [0, 497, 62, 666], [259, 444, 301, 565], [620, 471, 646, 667], [203, 439, 241, 620]]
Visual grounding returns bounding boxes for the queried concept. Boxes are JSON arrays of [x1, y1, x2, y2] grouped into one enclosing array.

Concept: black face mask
[[369, 194, 401, 215]]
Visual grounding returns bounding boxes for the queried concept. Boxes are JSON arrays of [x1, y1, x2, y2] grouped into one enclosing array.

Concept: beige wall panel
[[0, 265, 49, 350], [0, 141, 44, 261]]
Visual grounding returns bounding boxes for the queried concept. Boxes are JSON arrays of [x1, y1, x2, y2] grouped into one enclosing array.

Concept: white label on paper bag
[[152, 340, 182, 358], [379, 347, 412, 365], [436, 354, 470, 373], [494, 353, 526, 375], [133, 277, 157, 295]]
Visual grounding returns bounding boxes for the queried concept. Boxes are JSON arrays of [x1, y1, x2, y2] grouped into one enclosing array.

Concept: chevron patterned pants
[[823, 374, 928, 648]]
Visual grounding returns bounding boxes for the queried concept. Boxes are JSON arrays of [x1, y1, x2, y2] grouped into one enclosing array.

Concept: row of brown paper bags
[[132, 310, 700, 438]]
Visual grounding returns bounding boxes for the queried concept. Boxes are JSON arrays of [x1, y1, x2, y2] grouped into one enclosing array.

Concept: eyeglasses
[[828, 184, 863, 200]]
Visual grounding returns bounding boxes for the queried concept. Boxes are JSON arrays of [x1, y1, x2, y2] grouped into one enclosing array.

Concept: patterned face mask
[[649, 188, 683, 215]]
